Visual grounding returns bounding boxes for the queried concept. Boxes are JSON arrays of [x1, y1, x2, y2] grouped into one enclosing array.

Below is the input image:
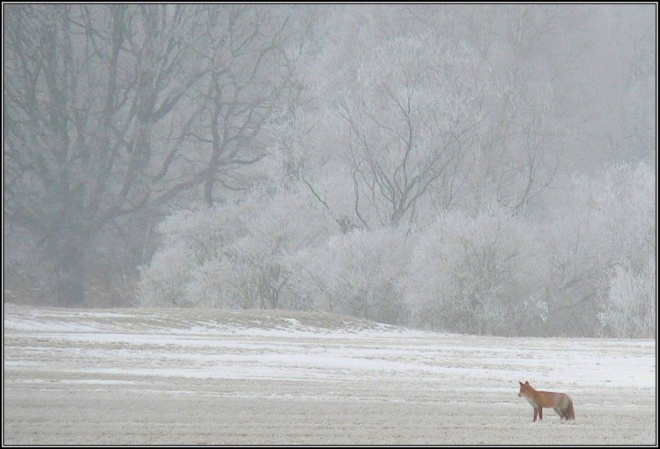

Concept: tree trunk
[[55, 256, 86, 307], [49, 234, 87, 307]]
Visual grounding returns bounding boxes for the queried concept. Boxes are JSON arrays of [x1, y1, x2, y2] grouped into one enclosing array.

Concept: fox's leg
[[538, 407, 543, 420], [533, 408, 538, 422], [554, 408, 564, 420]]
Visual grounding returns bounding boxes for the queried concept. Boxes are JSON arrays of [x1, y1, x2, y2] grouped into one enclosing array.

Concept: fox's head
[[518, 381, 531, 397]]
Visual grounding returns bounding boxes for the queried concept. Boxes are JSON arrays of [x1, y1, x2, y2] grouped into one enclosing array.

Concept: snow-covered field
[[3, 305, 656, 445]]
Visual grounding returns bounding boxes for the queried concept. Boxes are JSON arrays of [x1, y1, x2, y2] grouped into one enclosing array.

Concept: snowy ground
[[3, 305, 656, 445]]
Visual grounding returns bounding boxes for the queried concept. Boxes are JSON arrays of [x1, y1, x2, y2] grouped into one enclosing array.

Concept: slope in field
[[3, 304, 404, 335]]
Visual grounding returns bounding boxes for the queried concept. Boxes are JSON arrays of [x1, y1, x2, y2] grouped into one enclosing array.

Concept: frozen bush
[[137, 188, 335, 309], [598, 256, 656, 338], [287, 227, 411, 324], [405, 205, 543, 335]]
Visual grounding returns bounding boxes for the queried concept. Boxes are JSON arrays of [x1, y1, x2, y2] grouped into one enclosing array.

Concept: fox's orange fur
[[518, 381, 575, 422]]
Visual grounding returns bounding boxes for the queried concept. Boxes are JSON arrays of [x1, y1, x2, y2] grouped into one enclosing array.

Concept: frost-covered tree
[[335, 32, 489, 228], [4, 5, 204, 305], [183, 5, 304, 206], [449, 5, 592, 215], [579, 5, 656, 168], [4, 5, 304, 306]]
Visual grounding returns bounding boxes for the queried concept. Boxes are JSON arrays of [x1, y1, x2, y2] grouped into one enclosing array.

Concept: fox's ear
[[525, 381, 530, 385], [519, 381, 523, 386]]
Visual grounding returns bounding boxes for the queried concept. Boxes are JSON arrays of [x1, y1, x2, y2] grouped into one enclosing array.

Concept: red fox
[[518, 381, 575, 422]]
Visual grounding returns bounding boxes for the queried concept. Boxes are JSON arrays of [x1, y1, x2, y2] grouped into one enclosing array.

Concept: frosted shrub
[[135, 203, 244, 307], [183, 257, 240, 308], [594, 162, 656, 271], [287, 227, 411, 324], [137, 188, 335, 309], [598, 256, 656, 338], [226, 189, 336, 310], [405, 206, 541, 335], [137, 241, 196, 307], [135, 205, 245, 307], [558, 162, 656, 337]]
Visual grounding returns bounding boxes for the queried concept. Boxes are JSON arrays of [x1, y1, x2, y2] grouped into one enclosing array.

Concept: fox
[[518, 381, 575, 422]]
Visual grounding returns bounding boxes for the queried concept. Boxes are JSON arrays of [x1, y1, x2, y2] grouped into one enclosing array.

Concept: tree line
[[4, 5, 655, 337]]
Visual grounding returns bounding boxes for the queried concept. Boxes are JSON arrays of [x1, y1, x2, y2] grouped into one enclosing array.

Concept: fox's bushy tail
[[566, 397, 575, 420]]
